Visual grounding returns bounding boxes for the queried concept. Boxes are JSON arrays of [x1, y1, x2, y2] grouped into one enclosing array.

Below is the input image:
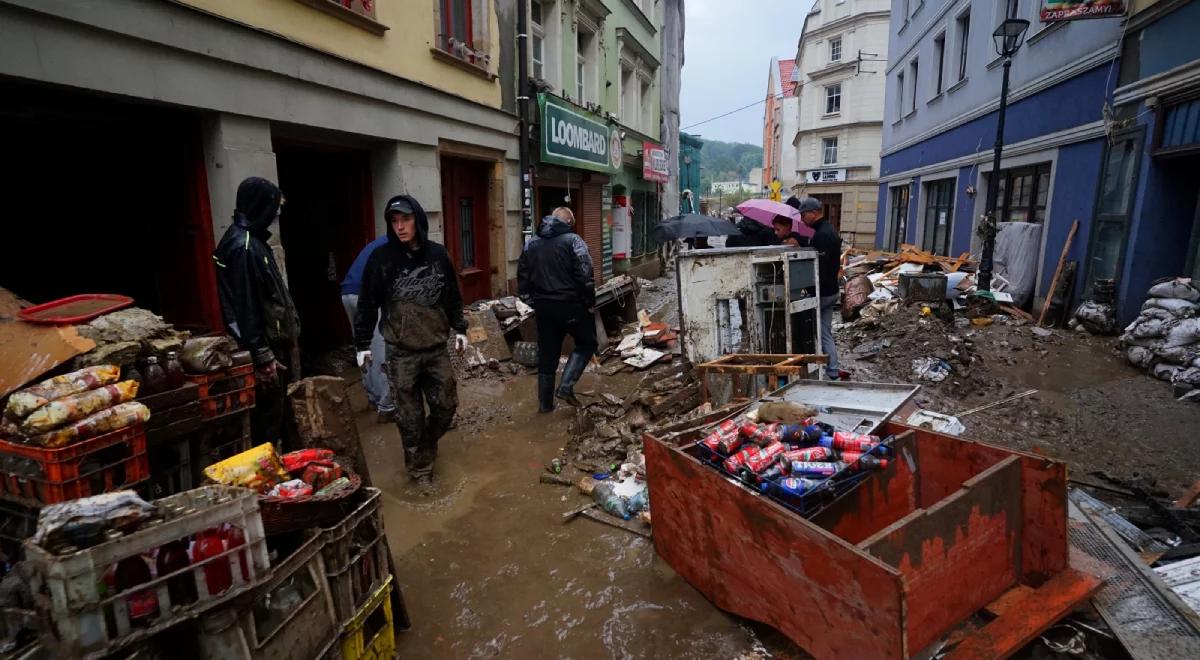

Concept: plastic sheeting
[[993, 222, 1043, 307]]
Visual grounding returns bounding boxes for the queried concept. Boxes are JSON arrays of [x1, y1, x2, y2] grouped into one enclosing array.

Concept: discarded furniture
[[645, 378, 1094, 658], [676, 247, 821, 365], [694, 353, 828, 404]]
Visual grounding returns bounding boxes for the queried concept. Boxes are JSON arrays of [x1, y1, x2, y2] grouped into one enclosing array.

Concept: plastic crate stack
[[185, 363, 256, 420], [0, 424, 149, 506]]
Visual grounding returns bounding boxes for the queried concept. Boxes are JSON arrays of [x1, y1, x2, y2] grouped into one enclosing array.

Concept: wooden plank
[[644, 436, 905, 658], [1175, 480, 1200, 509], [812, 431, 920, 544], [892, 426, 1010, 509], [1018, 455, 1069, 584], [945, 568, 1102, 660], [999, 304, 1035, 322], [1038, 219, 1079, 326], [864, 456, 1024, 653], [983, 585, 1036, 617]]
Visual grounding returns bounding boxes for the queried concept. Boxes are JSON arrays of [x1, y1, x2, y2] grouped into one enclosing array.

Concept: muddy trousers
[[251, 341, 293, 449], [533, 301, 598, 375], [385, 345, 459, 479], [819, 293, 840, 379]]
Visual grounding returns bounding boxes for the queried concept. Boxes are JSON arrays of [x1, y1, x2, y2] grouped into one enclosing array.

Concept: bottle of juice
[[192, 528, 232, 597], [142, 356, 167, 396], [155, 539, 197, 607], [164, 351, 185, 390], [114, 555, 159, 627]]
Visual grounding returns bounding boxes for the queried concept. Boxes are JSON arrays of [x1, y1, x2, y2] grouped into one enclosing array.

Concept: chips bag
[[20, 381, 139, 435], [203, 443, 290, 493], [4, 365, 121, 420], [31, 402, 151, 449]]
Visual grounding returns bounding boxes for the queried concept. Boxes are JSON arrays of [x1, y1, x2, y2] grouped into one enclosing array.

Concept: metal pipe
[[978, 56, 1013, 293], [517, 0, 533, 240]]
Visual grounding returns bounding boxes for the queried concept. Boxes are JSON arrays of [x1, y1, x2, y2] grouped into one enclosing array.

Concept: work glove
[[454, 334, 469, 353], [356, 351, 372, 369]]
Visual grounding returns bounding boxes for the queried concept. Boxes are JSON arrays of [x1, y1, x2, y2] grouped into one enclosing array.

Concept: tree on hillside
[[697, 139, 763, 195]]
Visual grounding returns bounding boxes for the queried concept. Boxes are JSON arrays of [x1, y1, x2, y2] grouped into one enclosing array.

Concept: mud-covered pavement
[[353, 369, 799, 659]]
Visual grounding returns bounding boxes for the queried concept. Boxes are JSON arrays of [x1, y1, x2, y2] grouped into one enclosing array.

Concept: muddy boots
[[555, 351, 589, 407], [537, 374, 556, 413]]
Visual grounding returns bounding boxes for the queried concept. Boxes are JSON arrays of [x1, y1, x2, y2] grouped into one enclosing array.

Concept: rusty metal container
[[644, 382, 1067, 659]]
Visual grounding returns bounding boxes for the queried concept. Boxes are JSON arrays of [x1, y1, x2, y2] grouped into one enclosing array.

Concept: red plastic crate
[[0, 425, 143, 484], [184, 363, 255, 399], [0, 426, 148, 505], [199, 386, 256, 420]]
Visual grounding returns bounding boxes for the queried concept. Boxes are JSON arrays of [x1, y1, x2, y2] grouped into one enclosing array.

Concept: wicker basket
[[258, 472, 363, 536]]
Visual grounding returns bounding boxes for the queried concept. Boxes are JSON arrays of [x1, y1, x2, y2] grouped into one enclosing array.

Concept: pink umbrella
[[736, 199, 814, 238]]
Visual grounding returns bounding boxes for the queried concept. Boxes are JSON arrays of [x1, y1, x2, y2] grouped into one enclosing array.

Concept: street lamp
[[977, 17, 1030, 294]]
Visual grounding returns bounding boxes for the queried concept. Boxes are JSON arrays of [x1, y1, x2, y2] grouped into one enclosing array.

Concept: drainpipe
[[517, 0, 533, 241]]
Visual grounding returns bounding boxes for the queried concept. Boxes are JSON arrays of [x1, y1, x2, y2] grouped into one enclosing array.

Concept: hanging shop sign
[[1040, 0, 1126, 22], [642, 141, 670, 183], [539, 94, 621, 174]]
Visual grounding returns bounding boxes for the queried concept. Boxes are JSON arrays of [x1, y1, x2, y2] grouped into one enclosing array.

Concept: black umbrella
[[652, 213, 741, 242]]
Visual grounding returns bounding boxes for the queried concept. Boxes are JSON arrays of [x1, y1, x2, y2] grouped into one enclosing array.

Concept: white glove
[[356, 351, 372, 369], [454, 334, 469, 353]]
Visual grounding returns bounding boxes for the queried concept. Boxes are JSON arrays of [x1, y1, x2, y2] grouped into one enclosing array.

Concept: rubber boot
[[555, 351, 590, 407], [537, 374, 556, 413]]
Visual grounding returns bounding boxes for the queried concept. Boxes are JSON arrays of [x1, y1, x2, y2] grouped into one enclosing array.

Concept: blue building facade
[[876, 0, 1123, 315]]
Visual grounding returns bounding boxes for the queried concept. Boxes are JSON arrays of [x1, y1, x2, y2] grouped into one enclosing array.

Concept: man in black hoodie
[[213, 177, 301, 445], [354, 195, 468, 490], [517, 207, 597, 412]]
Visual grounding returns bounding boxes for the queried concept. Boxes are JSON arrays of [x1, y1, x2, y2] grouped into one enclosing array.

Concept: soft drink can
[[739, 440, 786, 474], [784, 446, 834, 463], [819, 431, 881, 452], [762, 476, 826, 497], [780, 424, 824, 445], [701, 428, 742, 455], [840, 449, 865, 464], [788, 461, 842, 478]]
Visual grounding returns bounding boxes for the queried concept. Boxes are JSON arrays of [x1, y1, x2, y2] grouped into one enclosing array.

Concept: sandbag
[[1148, 277, 1200, 302], [1129, 317, 1176, 339], [4, 365, 122, 421], [1158, 344, 1199, 365], [20, 381, 139, 435], [993, 222, 1043, 307], [1122, 334, 1164, 350], [1164, 318, 1200, 349], [1127, 346, 1156, 369], [180, 336, 235, 374], [1153, 363, 1183, 381], [1073, 301, 1115, 335], [1174, 367, 1200, 387], [1142, 297, 1199, 317]]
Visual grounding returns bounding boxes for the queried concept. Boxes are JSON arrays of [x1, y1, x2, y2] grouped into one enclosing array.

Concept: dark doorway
[[274, 141, 374, 356], [536, 185, 579, 226], [0, 81, 218, 331], [440, 157, 494, 303], [921, 179, 955, 256], [812, 193, 843, 234]]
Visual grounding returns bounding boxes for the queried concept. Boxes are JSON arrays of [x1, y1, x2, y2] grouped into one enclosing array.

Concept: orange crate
[[0, 424, 144, 484], [199, 386, 256, 420], [0, 425, 149, 505], [184, 363, 255, 399]]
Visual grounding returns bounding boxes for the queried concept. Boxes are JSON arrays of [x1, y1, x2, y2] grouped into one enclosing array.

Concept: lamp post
[[977, 18, 1030, 294]]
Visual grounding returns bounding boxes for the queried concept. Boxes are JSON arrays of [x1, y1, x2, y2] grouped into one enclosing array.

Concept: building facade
[[876, 0, 1123, 314], [679, 132, 704, 213], [528, 0, 677, 280], [1102, 0, 1200, 322], [0, 0, 522, 359], [789, 0, 891, 248], [763, 57, 801, 193]]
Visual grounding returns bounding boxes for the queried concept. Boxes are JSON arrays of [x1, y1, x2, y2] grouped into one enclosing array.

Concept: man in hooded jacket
[[213, 177, 301, 446], [354, 195, 468, 490], [517, 207, 597, 412]]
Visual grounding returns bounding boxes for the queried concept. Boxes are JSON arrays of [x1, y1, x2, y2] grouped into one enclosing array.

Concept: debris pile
[[71, 308, 190, 370], [1119, 277, 1200, 402]]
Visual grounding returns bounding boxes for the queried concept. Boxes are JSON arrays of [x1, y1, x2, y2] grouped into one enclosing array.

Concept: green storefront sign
[[538, 94, 621, 174]]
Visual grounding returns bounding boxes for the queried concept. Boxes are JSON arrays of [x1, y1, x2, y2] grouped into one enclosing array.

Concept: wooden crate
[[645, 422, 1074, 658]]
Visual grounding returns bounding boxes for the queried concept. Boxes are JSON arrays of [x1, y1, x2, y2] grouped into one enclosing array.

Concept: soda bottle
[[626, 489, 649, 514], [752, 458, 790, 484], [780, 424, 824, 445], [164, 352, 185, 390], [592, 482, 631, 520], [762, 476, 827, 497], [787, 461, 842, 478], [114, 555, 159, 626], [222, 524, 251, 584], [783, 446, 835, 463], [844, 455, 889, 472], [819, 431, 881, 453], [141, 356, 167, 396], [155, 539, 196, 607], [192, 528, 232, 597]]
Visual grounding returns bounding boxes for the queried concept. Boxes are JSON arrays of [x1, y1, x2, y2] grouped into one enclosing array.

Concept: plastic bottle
[[818, 431, 881, 453], [592, 482, 631, 520], [751, 459, 791, 484], [156, 539, 196, 607], [164, 351, 185, 390], [114, 555, 159, 626], [783, 446, 835, 463], [192, 528, 232, 597], [626, 489, 649, 514], [846, 455, 889, 472], [141, 356, 167, 396], [221, 524, 251, 584], [125, 364, 143, 389]]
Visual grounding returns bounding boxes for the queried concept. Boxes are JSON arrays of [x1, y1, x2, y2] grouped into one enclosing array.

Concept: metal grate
[[1069, 499, 1200, 659]]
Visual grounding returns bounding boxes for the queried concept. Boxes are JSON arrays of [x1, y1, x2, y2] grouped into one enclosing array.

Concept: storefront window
[[993, 163, 1051, 223], [1085, 133, 1142, 294], [628, 188, 661, 257], [887, 184, 909, 252], [922, 178, 954, 256]]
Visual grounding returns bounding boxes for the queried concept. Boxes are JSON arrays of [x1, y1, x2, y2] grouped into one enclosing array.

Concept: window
[[908, 59, 918, 114], [933, 33, 946, 95], [641, 77, 654, 133], [888, 185, 910, 252], [829, 36, 842, 63], [630, 189, 661, 257], [922, 179, 955, 256], [459, 197, 476, 267], [956, 12, 970, 82], [822, 137, 838, 165], [992, 163, 1051, 223], [439, 0, 477, 56], [1086, 136, 1141, 294], [620, 65, 637, 124], [531, 1, 545, 79], [576, 27, 590, 102], [895, 72, 905, 120], [825, 84, 842, 115]]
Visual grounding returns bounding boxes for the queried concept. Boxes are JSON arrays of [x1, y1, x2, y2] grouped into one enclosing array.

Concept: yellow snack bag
[[202, 443, 290, 492]]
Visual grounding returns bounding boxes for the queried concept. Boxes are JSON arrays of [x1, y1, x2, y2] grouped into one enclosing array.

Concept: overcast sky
[[680, 0, 805, 146]]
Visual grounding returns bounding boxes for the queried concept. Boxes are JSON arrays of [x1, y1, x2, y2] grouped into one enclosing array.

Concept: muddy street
[[354, 369, 798, 659]]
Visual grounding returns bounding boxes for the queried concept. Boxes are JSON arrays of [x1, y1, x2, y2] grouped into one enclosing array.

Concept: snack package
[[202, 443, 290, 492], [4, 365, 121, 420], [268, 479, 313, 499], [301, 461, 343, 491], [20, 381, 139, 435], [281, 448, 334, 474], [31, 402, 151, 449], [314, 476, 352, 497]]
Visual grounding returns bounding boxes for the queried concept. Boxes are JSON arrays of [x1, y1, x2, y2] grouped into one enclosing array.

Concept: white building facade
[[790, 0, 892, 248]]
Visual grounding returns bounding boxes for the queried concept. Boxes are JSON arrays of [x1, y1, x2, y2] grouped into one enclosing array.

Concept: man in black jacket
[[517, 207, 597, 412], [213, 177, 301, 445], [354, 195, 468, 490], [796, 197, 843, 380]]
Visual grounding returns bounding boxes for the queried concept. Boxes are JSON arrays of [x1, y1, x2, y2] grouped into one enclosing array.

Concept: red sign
[[642, 141, 669, 183], [1040, 0, 1126, 22]]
